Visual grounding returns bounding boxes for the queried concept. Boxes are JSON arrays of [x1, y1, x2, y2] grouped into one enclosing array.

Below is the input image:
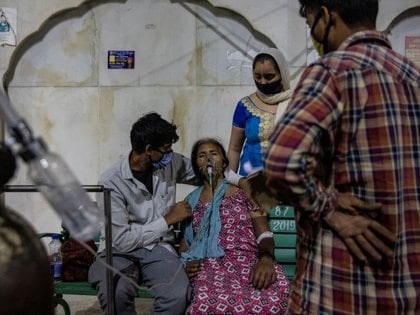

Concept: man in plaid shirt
[[264, 0, 420, 314]]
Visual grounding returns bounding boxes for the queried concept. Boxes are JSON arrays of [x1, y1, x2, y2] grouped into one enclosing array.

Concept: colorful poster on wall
[[0, 7, 17, 46], [405, 36, 420, 67], [108, 50, 135, 69]]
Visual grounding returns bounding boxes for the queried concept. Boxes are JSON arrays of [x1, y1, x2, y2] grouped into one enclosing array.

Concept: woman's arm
[[178, 238, 188, 254], [179, 238, 203, 280], [227, 126, 245, 172], [250, 215, 276, 290]]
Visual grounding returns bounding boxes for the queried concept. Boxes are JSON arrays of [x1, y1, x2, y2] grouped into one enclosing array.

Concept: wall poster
[[108, 50, 135, 69], [405, 36, 420, 67], [0, 7, 17, 46]]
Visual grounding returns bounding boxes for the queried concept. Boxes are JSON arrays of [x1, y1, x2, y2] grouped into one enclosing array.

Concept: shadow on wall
[[383, 6, 420, 33], [2, 0, 127, 91], [171, 0, 276, 57], [169, 0, 304, 84], [3, 0, 303, 92]]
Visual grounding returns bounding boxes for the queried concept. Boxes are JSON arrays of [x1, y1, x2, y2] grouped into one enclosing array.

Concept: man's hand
[[163, 201, 192, 226], [324, 207, 397, 265], [185, 260, 203, 280], [250, 256, 276, 290], [337, 192, 382, 216]]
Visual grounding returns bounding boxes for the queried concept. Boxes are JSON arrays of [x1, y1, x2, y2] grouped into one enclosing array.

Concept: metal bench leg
[[54, 293, 71, 315]]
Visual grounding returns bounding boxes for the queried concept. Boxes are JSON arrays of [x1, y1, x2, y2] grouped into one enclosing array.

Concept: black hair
[[130, 112, 179, 153], [190, 138, 229, 182], [252, 53, 280, 73], [299, 0, 378, 28]]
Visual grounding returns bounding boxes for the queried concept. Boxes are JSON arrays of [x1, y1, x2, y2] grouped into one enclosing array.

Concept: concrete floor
[[55, 295, 154, 315]]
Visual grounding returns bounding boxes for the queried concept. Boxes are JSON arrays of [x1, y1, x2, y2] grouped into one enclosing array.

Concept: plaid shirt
[[264, 31, 420, 314]]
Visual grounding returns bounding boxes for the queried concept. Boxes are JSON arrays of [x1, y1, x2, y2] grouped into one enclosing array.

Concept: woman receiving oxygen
[[179, 138, 290, 315]]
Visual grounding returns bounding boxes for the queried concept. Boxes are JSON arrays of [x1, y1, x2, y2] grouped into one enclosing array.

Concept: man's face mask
[[310, 9, 333, 56], [254, 79, 283, 95], [311, 36, 325, 57], [153, 151, 173, 170]]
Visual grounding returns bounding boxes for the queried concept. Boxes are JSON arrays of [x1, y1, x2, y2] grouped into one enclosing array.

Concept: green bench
[[39, 230, 155, 315], [269, 204, 297, 279], [42, 205, 296, 315]]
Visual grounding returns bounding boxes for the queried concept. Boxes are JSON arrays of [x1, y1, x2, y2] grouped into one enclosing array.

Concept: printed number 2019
[[270, 220, 296, 232]]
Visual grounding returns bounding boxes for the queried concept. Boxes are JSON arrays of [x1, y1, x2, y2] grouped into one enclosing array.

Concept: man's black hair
[[299, 0, 378, 29], [130, 112, 179, 153]]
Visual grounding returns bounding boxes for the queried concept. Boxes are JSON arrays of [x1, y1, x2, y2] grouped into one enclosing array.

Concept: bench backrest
[[269, 204, 296, 280]]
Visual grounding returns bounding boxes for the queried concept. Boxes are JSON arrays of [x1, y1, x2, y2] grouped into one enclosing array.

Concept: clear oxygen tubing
[[78, 239, 184, 293], [206, 157, 216, 197], [0, 89, 21, 129], [0, 89, 101, 241], [207, 165, 213, 191], [74, 163, 219, 294]]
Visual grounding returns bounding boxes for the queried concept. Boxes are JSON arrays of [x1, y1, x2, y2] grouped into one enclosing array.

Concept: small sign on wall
[[0, 7, 17, 46], [405, 36, 420, 67], [108, 50, 135, 69]]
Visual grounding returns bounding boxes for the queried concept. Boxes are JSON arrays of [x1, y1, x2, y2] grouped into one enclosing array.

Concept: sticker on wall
[[108, 50, 135, 69], [0, 7, 17, 47], [405, 36, 420, 67]]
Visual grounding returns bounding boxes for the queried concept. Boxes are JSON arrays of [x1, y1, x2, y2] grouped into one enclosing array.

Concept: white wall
[[1, 0, 419, 234]]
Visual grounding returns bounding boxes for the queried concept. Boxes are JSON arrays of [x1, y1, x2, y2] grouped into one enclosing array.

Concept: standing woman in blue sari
[[227, 48, 292, 175]]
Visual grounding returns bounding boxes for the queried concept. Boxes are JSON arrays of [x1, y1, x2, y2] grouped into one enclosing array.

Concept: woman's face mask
[[153, 151, 173, 170], [254, 79, 283, 95], [253, 59, 283, 95]]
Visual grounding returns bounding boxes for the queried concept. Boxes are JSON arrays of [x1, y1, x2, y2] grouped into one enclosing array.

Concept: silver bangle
[[256, 231, 273, 244]]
